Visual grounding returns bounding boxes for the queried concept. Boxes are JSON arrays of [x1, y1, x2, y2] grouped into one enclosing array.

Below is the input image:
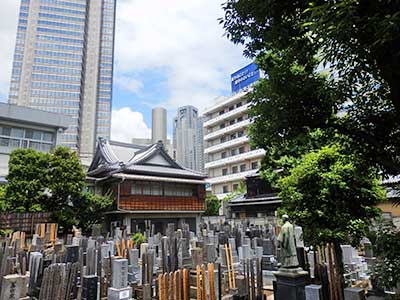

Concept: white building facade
[[203, 91, 265, 197]]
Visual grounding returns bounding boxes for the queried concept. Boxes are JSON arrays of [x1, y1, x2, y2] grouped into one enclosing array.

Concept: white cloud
[[111, 107, 151, 143], [0, 0, 19, 100], [115, 75, 144, 95], [115, 0, 249, 112]]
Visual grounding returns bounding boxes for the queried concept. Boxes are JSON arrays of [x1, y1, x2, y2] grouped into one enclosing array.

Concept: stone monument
[[273, 214, 308, 300]]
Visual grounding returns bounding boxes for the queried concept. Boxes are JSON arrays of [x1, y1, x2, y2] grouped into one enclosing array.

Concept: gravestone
[[65, 245, 79, 263], [364, 242, 373, 258], [82, 275, 98, 300], [191, 247, 203, 267], [0, 274, 26, 300], [262, 239, 273, 255], [305, 284, 322, 300], [112, 258, 128, 288], [295, 226, 304, 248], [344, 287, 366, 300], [28, 252, 43, 296], [107, 287, 132, 300], [255, 246, 263, 260], [341, 245, 354, 265], [205, 243, 216, 263]]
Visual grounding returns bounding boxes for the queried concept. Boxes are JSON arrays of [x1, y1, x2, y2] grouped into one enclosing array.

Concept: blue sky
[[0, 0, 249, 142]]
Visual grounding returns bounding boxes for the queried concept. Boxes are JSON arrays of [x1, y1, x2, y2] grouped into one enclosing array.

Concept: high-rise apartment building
[[173, 106, 205, 173], [8, 0, 116, 162], [203, 63, 264, 196]]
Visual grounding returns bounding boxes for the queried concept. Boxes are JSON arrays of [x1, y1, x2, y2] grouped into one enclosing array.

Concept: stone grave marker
[[65, 245, 79, 263], [111, 258, 128, 289], [344, 287, 366, 300], [82, 275, 97, 300], [305, 284, 322, 300]]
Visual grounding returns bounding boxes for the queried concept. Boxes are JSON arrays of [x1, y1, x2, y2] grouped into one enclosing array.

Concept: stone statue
[[277, 214, 299, 268]]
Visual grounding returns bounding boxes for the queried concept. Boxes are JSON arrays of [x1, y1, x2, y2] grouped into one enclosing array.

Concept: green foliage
[[3, 147, 112, 232], [277, 144, 385, 247], [221, 0, 400, 181], [369, 220, 400, 290], [74, 191, 113, 235], [0, 185, 9, 212], [131, 232, 146, 247], [204, 194, 221, 216], [0, 229, 13, 237], [223, 181, 247, 202]]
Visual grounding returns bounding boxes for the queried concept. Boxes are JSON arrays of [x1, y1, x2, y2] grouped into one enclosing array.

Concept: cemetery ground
[[0, 214, 399, 300]]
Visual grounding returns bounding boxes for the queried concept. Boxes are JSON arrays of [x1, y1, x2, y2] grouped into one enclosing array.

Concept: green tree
[[204, 194, 221, 216], [221, 0, 400, 177], [73, 191, 113, 235], [278, 144, 385, 286], [0, 185, 8, 212], [6, 148, 50, 212], [368, 220, 400, 292], [4, 147, 112, 231]]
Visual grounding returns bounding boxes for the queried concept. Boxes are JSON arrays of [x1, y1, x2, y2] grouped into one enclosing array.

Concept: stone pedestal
[[107, 287, 132, 300], [273, 267, 308, 300]]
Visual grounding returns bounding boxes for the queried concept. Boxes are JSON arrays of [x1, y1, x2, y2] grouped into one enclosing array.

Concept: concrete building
[[131, 107, 172, 154], [203, 63, 264, 197], [8, 0, 116, 163], [0, 102, 71, 179], [152, 107, 167, 144], [173, 106, 205, 173], [87, 138, 207, 234]]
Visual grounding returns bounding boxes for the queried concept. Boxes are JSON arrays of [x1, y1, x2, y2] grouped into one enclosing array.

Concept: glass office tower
[[8, 0, 116, 162]]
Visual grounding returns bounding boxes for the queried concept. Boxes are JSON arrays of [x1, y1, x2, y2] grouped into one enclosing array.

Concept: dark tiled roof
[[87, 137, 207, 180]]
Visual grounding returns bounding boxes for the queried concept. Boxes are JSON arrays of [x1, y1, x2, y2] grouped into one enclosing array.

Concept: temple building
[[228, 171, 281, 221], [87, 138, 207, 234]]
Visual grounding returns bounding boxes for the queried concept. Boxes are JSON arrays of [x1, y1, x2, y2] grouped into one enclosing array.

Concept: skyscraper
[[8, 0, 116, 162], [173, 105, 204, 173]]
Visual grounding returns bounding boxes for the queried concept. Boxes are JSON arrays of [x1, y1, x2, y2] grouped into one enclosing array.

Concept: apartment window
[[229, 105, 234, 111], [230, 133, 236, 140], [231, 149, 237, 156], [220, 136, 226, 143], [240, 164, 247, 172], [229, 119, 235, 125], [219, 124, 225, 129], [219, 110, 224, 115], [221, 152, 227, 159], [237, 116, 243, 122], [232, 166, 238, 174], [222, 168, 228, 176], [251, 162, 259, 170], [233, 184, 239, 191], [236, 102, 242, 108], [239, 146, 245, 154], [238, 131, 244, 137], [223, 186, 229, 193]]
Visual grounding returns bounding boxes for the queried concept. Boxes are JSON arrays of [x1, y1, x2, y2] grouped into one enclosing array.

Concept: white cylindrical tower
[[151, 107, 167, 144]]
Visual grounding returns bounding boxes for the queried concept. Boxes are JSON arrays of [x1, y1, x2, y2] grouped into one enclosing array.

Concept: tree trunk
[[333, 241, 345, 300]]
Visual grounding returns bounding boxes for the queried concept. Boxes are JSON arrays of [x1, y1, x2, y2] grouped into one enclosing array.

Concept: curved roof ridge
[[126, 143, 158, 165], [101, 139, 121, 164]]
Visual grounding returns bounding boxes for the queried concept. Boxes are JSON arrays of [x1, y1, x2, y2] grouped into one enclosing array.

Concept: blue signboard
[[231, 62, 260, 94]]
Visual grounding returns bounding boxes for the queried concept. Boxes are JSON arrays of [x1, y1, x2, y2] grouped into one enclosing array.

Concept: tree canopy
[[278, 144, 385, 247], [204, 194, 221, 216], [4, 147, 112, 232], [221, 0, 400, 177]]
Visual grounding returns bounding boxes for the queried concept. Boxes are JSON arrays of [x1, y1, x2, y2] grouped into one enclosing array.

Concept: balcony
[[207, 169, 258, 185], [203, 103, 250, 128], [203, 90, 249, 115], [204, 119, 251, 141], [205, 135, 249, 154], [205, 148, 265, 169]]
